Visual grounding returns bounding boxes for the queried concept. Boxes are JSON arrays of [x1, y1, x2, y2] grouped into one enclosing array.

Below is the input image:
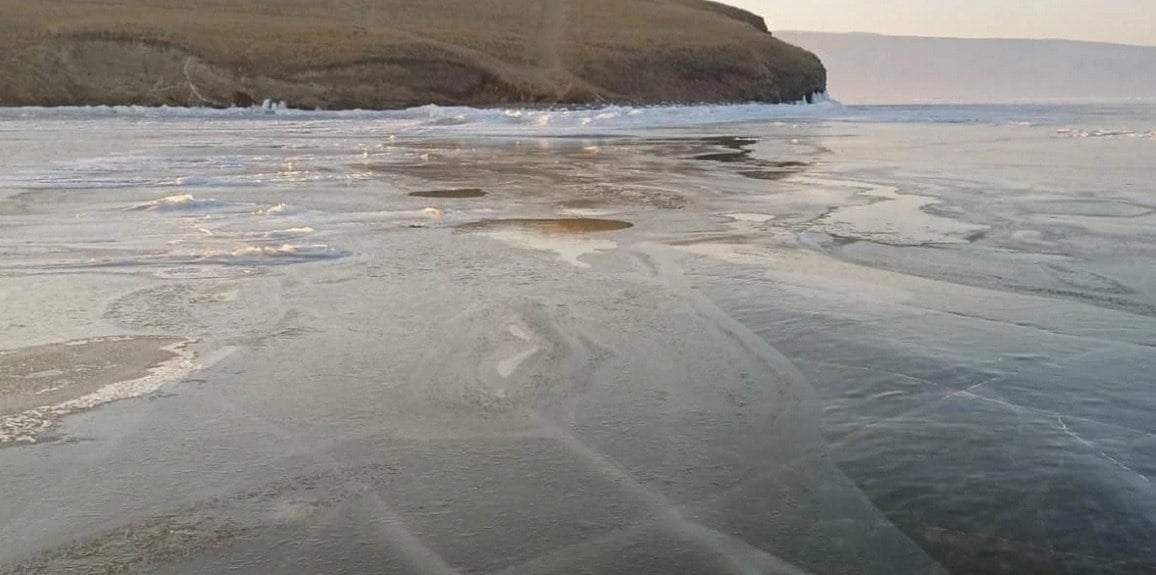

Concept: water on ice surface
[[1, 101, 1154, 574]]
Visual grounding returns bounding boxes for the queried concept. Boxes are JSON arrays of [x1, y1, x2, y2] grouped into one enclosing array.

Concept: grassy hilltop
[[0, 0, 826, 108]]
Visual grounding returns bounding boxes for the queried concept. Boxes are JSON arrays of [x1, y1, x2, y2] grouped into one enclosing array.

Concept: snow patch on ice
[[261, 227, 316, 240], [217, 244, 345, 262], [128, 194, 224, 212], [484, 230, 618, 269], [1056, 128, 1156, 140], [0, 339, 196, 445], [800, 177, 990, 246], [726, 213, 777, 224], [257, 203, 302, 216], [496, 324, 541, 379]]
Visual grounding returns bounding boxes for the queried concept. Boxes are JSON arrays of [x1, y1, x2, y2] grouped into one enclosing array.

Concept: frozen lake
[[1, 102, 1154, 573]]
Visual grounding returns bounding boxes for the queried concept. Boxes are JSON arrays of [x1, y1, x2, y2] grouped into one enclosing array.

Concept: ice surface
[[1, 101, 1154, 574]]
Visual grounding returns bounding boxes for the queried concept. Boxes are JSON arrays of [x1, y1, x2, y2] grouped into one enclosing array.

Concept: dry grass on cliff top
[[0, 0, 825, 107], [2, 0, 779, 61]]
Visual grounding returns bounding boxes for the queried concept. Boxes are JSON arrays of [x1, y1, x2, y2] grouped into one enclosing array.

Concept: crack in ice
[[1056, 415, 1150, 484]]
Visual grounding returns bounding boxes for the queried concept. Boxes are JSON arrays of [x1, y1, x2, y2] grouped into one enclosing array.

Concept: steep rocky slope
[[0, 0, 826, 109]]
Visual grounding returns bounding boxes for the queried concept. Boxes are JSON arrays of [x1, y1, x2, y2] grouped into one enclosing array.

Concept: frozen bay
[[1, 102, 1153, 573]]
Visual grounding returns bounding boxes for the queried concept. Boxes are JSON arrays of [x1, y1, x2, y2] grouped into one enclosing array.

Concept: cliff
[[0, 0, 826, 109]]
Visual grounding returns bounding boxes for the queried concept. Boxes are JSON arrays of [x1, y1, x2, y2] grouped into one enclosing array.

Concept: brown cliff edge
[[0, 0, 826, 109]]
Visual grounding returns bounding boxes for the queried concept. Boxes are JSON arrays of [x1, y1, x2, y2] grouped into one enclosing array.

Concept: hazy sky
[[721, 0, 1156, 47]]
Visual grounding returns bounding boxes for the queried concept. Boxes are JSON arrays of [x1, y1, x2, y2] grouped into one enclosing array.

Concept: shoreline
[[0, 93, 834, 114], [0, 93, 832, 112]]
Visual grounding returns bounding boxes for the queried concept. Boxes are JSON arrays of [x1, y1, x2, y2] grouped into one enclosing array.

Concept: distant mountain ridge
[[777, 31, 1156, 104], [0, 0, 825, 109]]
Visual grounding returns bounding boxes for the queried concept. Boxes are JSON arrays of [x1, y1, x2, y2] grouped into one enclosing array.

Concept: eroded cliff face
[[0, 0, 826, 108]]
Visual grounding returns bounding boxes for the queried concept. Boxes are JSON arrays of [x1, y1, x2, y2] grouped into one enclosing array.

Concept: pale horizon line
[[774, 29, 1156, 50]]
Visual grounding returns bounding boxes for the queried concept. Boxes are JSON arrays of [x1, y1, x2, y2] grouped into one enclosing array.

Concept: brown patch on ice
[[1, 336, 195, 446], [736, 161, 809, 181], [693, 150, 752, 163], [557, 198, 606, 210], [738, 170, 788, 181], [458, 218, 633, 234], [408, 188, 487, 199]]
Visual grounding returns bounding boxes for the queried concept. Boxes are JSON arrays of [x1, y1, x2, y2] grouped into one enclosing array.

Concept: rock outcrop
[[0, 0, 826, 109]]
